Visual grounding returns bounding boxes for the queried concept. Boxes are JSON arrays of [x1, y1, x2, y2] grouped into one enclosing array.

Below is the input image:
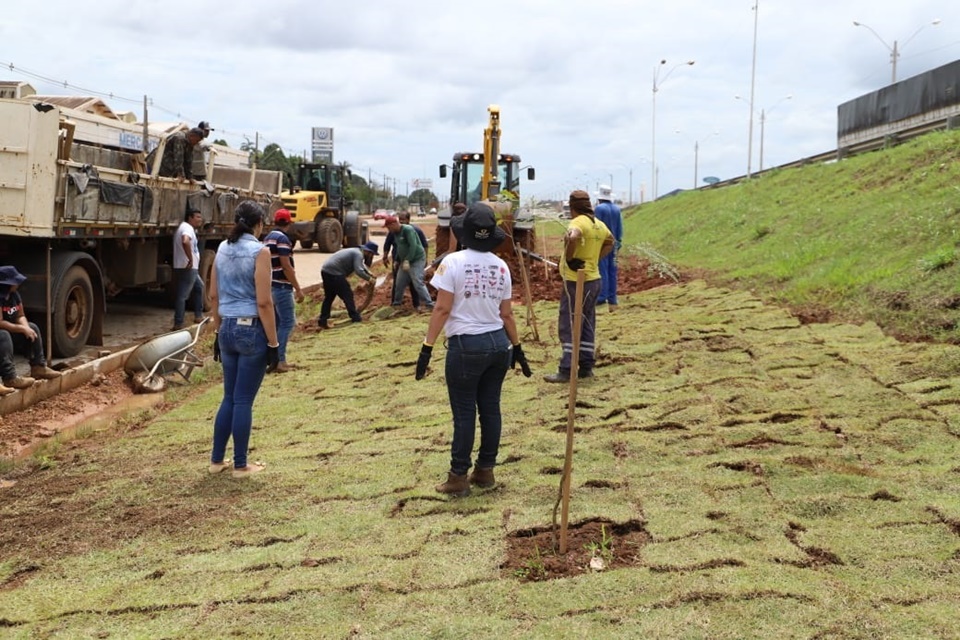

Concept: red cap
[[274, 209, 292, 224], [383, 215, 399, 226]]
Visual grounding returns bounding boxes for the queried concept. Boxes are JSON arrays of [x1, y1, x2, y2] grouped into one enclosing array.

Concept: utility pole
[[747, 0, 759, 179]]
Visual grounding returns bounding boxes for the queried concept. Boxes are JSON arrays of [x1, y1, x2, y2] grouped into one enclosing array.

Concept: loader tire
[[316, 217, 343, 252]]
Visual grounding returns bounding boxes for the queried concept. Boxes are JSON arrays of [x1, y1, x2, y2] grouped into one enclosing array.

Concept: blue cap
[[361, 241, 379, 255]]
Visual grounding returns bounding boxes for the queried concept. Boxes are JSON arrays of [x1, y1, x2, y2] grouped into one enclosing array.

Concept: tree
[[408, 188, 437, 211], [244, 143, 301, 189]]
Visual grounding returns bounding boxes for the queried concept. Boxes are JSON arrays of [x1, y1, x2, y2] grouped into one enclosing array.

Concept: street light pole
[[747, 0, 760, 179], [675, 130, 717, 189], [694, 140, 699, 189], [758, 94, 791, 171], [652, 59, 695, 200], [853, 18, 941, 83]]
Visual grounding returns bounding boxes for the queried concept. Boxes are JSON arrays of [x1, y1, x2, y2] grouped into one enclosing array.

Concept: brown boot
[[435, 472, 471, 497], [3, 376, 35, 390], [469, 467, 496, 489], [30, 365, 62, 380]]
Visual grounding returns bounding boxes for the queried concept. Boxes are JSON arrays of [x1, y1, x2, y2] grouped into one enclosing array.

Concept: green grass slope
[[625, 129, 960, 342]]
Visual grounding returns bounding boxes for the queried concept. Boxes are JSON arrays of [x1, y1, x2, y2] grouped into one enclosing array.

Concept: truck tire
[[343, 210, 362, 247], [53, 266, 95, 358], [198, 249, 216, 312], [299, 240, 314, 250], [316, 217, 343, 252]]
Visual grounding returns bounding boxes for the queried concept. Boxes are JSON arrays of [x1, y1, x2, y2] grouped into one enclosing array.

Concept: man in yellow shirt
[[544, 190, 614, 383]]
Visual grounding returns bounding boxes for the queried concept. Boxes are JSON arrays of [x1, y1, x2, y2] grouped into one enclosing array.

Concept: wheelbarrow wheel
[[132, 371, 167, 394]]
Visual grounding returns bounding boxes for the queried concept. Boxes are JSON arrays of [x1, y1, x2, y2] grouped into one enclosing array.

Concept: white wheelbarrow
[[124, 318, 211, 393]]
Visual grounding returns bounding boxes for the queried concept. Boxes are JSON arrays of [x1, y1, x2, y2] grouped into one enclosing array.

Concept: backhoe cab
[[438, 105, 535, 255], [280, 163, 366, 252]]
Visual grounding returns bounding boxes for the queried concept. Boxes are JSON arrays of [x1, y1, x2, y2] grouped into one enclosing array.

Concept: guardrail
[[693, 114, 957, 193]]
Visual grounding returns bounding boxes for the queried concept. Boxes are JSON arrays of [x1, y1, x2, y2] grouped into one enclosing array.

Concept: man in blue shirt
[[594, 185, 623, 310]]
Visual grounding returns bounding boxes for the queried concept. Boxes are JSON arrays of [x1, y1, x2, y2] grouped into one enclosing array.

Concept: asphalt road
[[24, 220, 412, 374], [74, 227, 393, 360]]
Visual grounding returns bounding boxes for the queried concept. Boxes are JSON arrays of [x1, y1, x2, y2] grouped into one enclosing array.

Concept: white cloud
[[3, 0, 958, 201]]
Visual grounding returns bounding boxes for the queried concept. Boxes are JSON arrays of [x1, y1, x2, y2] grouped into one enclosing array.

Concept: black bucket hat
[[451, 202, 506, 252]]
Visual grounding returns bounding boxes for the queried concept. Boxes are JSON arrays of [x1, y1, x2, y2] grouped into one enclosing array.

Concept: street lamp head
[[686, 60, 695, 66]]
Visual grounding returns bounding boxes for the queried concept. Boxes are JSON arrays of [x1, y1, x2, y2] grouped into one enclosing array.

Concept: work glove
[[415, 343, 433, 380], [511, 344, 532, 377], [401, 260, 411, 272], [213, 334, 221, 362], [566, 258, 586, 271], [266, 345, 280, 373]]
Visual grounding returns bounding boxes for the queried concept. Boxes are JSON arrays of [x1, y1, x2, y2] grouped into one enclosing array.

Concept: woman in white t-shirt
[[415, 202, 533, 497]]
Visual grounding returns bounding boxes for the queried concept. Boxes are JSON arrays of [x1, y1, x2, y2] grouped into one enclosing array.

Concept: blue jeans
[[0, 323, 48, 380], [392, 257, 434, 309], [445, 329, 511, 475], [173, 267, 204, 325], [272, 285, 296, 362], [212, 317, 267, 469]]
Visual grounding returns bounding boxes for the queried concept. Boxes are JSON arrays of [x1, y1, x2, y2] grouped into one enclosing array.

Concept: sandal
[[208, 461, 230, 474], [232, 462, 265, 478]]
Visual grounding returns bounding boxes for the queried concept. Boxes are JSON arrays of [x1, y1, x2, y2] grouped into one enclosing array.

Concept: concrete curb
[[0, 345, 138, 417]]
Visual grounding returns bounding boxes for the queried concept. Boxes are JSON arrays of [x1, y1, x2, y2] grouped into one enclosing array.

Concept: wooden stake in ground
[[558, 269, 585, 554], [541, 227, 550, 281], [512, 241, 539, 342]]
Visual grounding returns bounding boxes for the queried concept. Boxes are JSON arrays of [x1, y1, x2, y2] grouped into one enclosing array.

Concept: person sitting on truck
[[0, 265, 62, 394], [146, 127, 205, 179], [191, 121, 214, 181], [317, 242, 379, 329], [263, 209, 304, 373]]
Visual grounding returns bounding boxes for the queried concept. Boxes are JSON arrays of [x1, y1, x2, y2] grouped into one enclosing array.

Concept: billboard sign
[[311, 127, 334, 163]]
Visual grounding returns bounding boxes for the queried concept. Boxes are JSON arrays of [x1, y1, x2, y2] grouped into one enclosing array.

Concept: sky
[[3, 1, 960, 205]]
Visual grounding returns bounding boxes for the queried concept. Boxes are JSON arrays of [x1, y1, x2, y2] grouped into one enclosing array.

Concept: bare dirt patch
[[0, 370, 135, 459], [501, 517, 649, 581]]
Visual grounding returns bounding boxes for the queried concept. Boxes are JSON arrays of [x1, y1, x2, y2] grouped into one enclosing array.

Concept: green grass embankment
[[624, 130, 960, 342]]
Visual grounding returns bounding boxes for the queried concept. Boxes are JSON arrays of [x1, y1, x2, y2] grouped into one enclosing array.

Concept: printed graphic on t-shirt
[[462, 262, 506, 300], [1, 296, 23, 324]]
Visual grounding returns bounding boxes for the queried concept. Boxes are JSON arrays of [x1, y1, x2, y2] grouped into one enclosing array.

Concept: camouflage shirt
[[146, 131, 193, 178]]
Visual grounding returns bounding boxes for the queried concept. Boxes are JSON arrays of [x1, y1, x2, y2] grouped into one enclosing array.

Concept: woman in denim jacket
[[208, 200, 280, 478]]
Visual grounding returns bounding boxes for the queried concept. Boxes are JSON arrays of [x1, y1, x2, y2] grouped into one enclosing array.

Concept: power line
[[0, 59, 305, 158]]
